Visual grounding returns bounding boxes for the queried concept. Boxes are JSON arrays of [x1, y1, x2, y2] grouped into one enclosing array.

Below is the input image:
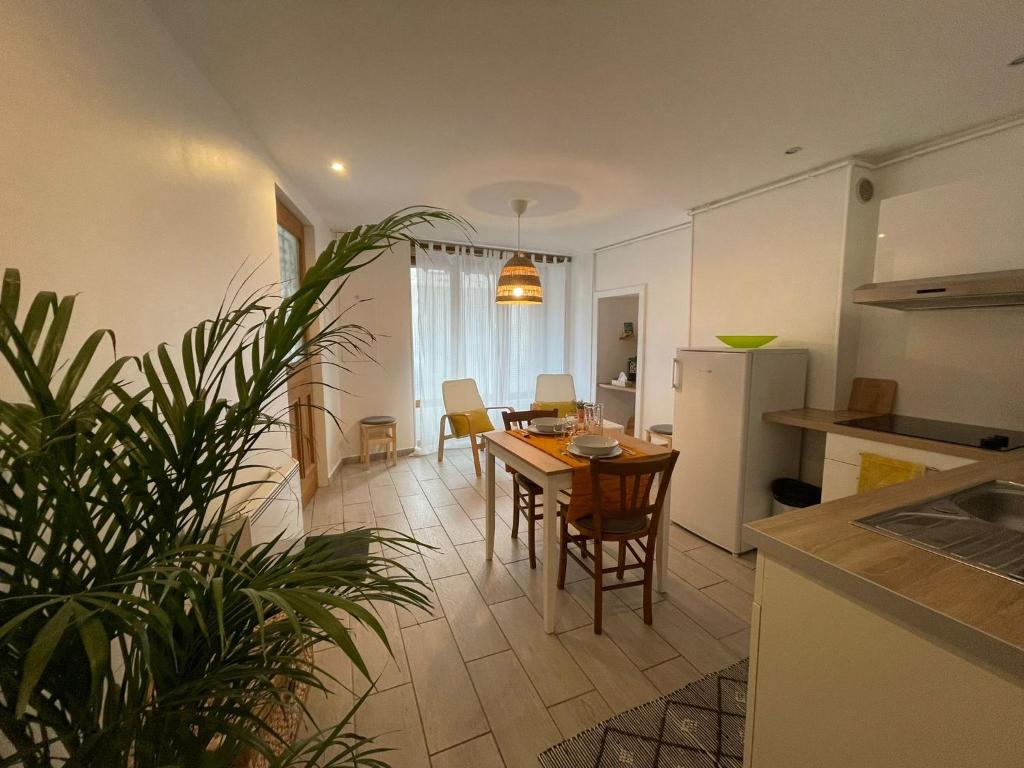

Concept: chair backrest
[[442, 378, 485, 414], [502, 408, 557, 431], [535, 373, 576, 402], [590, 451, 679, 533]]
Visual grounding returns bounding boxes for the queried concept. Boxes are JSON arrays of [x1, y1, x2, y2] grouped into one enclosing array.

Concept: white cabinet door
[[821, 458, 861, 502]]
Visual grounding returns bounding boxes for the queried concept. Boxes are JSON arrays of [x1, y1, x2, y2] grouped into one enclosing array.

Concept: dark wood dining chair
[[557, 450, 679, 633], [501, 408, 558, 569]]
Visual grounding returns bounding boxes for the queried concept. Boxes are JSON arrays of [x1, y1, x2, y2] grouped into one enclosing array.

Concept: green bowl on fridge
[[716, 335, 777, 348]]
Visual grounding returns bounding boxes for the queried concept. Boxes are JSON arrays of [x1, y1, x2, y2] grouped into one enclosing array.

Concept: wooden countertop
[[745, 456, 1024, 680], [763, 407, 1012, 461]]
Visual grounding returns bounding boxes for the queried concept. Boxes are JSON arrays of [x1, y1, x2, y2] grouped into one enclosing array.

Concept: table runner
[[506, 430, 654, 522]]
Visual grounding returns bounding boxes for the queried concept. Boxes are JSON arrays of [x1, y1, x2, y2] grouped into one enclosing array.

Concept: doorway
[[277, 198, 319, 505], [591, 286, 646, 436]]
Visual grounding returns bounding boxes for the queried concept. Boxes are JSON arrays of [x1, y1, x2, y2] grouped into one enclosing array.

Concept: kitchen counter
[[745, 454, 1024, 680], [763, 407, 1011, 461]]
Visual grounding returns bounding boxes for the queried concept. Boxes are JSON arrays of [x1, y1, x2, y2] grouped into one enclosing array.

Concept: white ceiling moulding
[[870, 111, 1024, 168], [593, 221, 693, 254]]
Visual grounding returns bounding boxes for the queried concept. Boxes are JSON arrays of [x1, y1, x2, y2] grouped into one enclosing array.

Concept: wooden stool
[[360, 415, 397, 466], [644, 423, 673, 450]]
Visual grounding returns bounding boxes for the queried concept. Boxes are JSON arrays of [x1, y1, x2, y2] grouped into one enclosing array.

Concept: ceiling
[[149, 0, 1024, 253]]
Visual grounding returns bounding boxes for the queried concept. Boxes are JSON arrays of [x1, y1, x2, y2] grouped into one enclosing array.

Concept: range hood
[[853, 269, 1024, 310]]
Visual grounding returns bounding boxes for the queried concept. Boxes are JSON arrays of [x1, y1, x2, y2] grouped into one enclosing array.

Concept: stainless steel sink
[[854, 480, 1024, 583], [950, 481, 1024, 533]]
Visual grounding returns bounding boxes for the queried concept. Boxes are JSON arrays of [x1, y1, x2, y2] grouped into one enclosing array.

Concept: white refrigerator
[[671, 347, 807, 554]]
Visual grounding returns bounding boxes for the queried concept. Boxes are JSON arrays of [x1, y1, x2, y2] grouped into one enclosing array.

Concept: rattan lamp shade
[[495, 253, 543, 304]]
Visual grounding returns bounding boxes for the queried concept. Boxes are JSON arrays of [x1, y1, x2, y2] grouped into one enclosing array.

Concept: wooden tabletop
[[746, 454, 1024, 678], [763, 407, 1013, 461], [481, 428, 671, 476]]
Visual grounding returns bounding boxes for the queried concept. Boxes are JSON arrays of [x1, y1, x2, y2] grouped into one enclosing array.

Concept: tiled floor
[[303, 448, 756, 768]]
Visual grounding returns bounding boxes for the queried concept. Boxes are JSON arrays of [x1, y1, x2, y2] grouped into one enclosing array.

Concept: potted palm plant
[[0, 208, 464, 767]]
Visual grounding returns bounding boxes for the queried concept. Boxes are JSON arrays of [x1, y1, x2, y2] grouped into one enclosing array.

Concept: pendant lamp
[[495, 198, 543, 305]]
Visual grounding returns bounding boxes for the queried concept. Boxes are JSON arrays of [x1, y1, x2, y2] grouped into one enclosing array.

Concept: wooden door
[[277, 200, 318, 505]]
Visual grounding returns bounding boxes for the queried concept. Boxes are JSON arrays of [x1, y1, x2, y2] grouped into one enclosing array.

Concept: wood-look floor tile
[[721, 627, 752, 658], [435, 464, 471, 491], [429, 734, 504, 768], [415, 526, 467, 580], [650, 601, 742, 673], [467, 650, 562, 768], [644, 654, 703, 695], [432, 573, 508, 661], [599, 608, 679, 671], [455, 541, 523, 604], [686, 545, 756, 594], [473, 515, 532, 564], [392, 472, 423, 497], [663, 571, 747, 637], [356, 684, 430, 768], [505, 559, 592, 633], [668, 549, 726, 589], [401, 494, 441, 530], [420, 478, 458, 508], [490, 597, 592, 706], [376, 512, 416, 557], [558, 626, 660, 713], [351, 600, 410, 695], [343, 501, 373, 524], [702, 580, 755, 622], [549, 690, 613, 739], [304, 642, 354, 730], [450, 486, 486, 519], [403, 619, 488, 754], [341, 481, 371, 503], [407, 457, 441, 480], [369, 470, 396, 488], [389, 553, 439, 628], [433, 504, 482, 546], [668, 523, 707, 551]]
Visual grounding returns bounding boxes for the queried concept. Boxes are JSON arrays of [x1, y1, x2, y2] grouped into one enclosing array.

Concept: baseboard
[[338, 447, 416, 466]]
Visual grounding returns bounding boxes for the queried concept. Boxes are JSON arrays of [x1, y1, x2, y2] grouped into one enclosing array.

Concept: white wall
[[568, 253, 595, 398], [0, 1, 345, 478], [331, 247, 417, 459], [690, 168, 852, 411], [594, 228, 692, 432], [856, 124, 1024, 430]]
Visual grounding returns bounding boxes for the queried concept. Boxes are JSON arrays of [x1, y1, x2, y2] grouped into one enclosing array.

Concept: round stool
[[644, 423, 673, 450], [360, 415, 397, 466]]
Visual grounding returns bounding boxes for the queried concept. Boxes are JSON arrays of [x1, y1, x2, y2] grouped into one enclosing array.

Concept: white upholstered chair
[[531, 374, 577, 417]]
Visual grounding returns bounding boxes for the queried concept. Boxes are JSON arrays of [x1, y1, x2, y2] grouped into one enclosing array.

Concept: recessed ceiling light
[[1009, 53, 1024, 67], [330, 161, 346, 173], [784, 146, 803, 155], [877, 233, 886, 239]]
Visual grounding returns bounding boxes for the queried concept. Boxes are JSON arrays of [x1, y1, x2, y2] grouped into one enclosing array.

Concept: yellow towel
[[857, 452, 926, 493]]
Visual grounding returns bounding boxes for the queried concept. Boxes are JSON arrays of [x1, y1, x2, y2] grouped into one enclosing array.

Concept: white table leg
[[542, 476, 559, 634], [485, 446, 495, 561], [656, 481, 670, 592]]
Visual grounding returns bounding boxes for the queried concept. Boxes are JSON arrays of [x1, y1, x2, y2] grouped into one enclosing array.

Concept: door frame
[[276, 193, 329, 497], [591, 285, 646, 437]]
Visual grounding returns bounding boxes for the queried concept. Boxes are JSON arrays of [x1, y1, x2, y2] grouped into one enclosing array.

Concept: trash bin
[[770, 478, 822, 516]]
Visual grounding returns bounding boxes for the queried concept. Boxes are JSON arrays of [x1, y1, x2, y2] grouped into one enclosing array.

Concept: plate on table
[[527, 423, 564, 436], [566, 444, 623, 459]]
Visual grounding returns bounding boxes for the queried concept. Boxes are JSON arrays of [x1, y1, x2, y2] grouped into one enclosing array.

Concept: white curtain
[[411, 244, 569, 451]]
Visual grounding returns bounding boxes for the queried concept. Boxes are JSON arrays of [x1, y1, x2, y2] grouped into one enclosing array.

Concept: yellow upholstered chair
[[531, 373, 578, 418], [437, 378, 510, 476]]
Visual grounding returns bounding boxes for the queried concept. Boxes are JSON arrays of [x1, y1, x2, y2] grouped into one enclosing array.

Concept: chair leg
[[593, 539, 604, 634], [436, 416, 447, 463], [470, 434, 482, 476], [510, 478, 521, 539], [642, 541, 654, 625], [527, 490, 537, 570], [557, 514, 568, 589], [617, 542, 626, 580]]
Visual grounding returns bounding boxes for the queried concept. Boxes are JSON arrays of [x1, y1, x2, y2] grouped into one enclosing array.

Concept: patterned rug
[[539, 659, 748, 768]]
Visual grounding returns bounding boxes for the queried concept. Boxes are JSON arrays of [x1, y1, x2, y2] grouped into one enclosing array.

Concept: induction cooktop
[[837, 414, 1024, 452]]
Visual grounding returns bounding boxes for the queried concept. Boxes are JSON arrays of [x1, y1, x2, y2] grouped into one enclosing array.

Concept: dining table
[[481, 426, 673, 634]]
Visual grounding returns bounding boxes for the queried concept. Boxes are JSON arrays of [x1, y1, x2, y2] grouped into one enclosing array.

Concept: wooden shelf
[[597, 383, 636, 394]]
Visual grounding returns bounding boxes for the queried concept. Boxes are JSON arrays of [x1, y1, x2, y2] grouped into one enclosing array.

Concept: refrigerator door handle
[[671, 357, 680, 390]]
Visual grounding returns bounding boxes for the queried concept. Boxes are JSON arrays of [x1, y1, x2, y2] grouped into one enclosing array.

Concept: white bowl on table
[[570, 434, 620, 457], [531, 417, 562, 434]]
